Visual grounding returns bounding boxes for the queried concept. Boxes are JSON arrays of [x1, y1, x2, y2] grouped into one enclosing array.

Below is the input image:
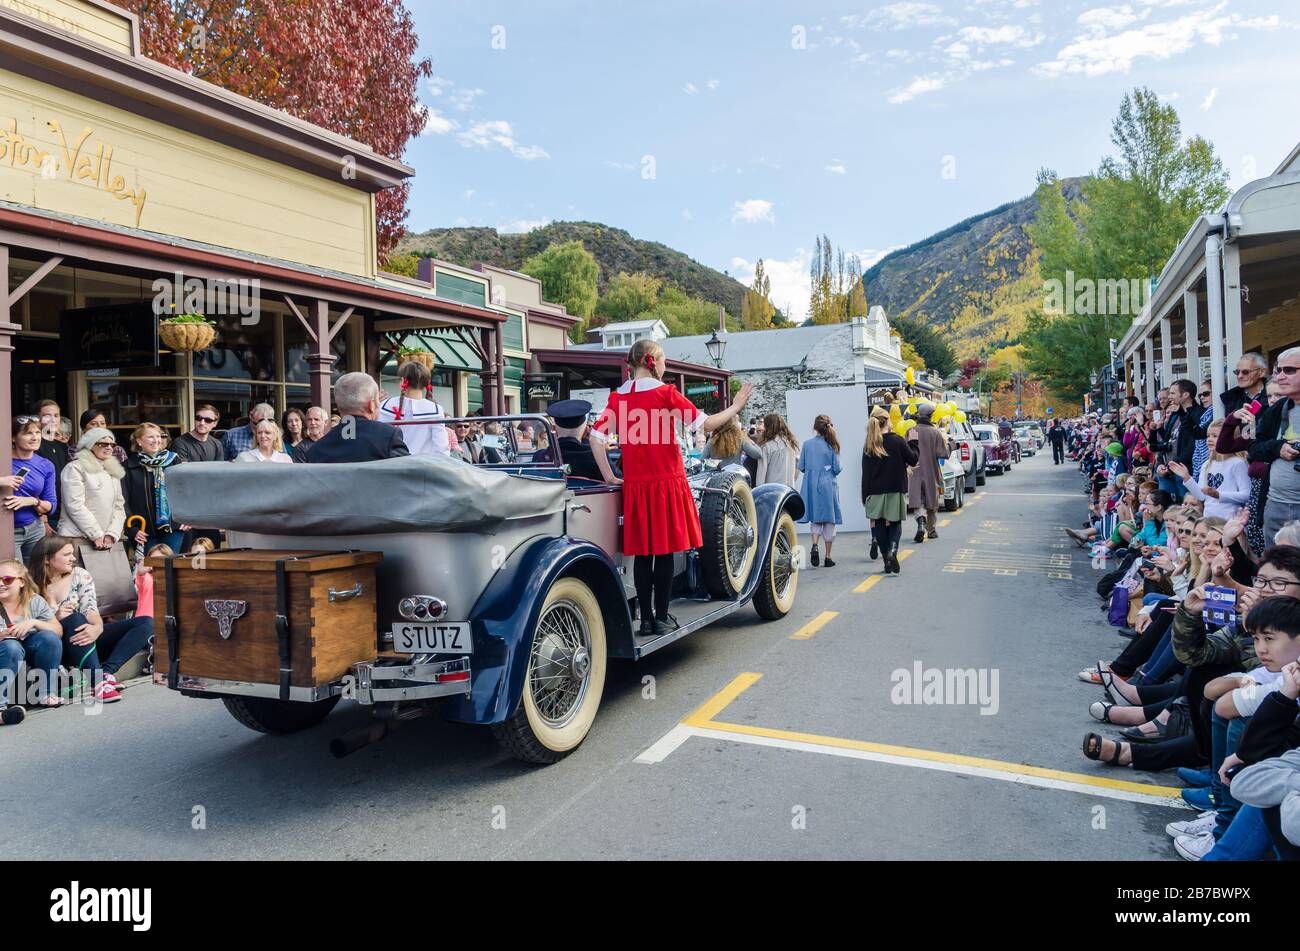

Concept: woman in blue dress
[[798, 415, 843, 568]]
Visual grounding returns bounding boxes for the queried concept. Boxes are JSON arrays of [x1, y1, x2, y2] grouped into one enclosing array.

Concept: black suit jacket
[[304, 417, 409, 463]]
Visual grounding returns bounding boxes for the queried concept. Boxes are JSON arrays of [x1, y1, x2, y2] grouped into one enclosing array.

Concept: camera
[[1292, 441, 1300, 474]]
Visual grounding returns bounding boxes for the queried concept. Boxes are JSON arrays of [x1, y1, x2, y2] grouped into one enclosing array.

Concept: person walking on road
[[798, 415, 843, 568], [862, 407, 918, 575], [907, 404, 949, 544], [1048, 419, 1067, 465]]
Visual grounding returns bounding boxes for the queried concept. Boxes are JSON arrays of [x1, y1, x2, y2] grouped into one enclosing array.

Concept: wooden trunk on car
[[147, 550, 383, 688]]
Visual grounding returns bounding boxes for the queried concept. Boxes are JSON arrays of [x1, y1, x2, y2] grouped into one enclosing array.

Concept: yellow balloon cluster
[[893, 419, 917, 437], [905, 367, 916, 387]]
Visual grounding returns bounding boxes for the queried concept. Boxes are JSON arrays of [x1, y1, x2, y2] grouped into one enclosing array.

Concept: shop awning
[[398, 328, 483, 371]]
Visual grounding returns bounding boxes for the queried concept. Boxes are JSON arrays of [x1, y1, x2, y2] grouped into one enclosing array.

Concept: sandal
[[1100, 670, 1134, 707], [1082, 732, 1125, 765], [1089, 700, 1116, 723], [1120, 721, 1165, 743], [1077, 661, 1110, 684]]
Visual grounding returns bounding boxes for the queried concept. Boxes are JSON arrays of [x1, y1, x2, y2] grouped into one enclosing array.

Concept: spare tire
[[698, 470, 758, 599]]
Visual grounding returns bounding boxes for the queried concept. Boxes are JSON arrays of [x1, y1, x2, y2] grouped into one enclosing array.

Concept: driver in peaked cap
[[534, 399, 603, 481]]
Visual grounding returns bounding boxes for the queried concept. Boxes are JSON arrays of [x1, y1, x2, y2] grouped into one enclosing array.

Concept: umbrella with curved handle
[[126, 515, 147, 570]]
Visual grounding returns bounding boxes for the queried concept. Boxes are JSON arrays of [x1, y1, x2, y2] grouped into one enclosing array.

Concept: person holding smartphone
[[1249, 347, 1300, 546], [6, 417, 57, 563]]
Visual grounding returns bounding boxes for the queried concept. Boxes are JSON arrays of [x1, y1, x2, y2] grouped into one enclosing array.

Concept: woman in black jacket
[[122, 422, 187, 553], [862, 407, 919, 575]]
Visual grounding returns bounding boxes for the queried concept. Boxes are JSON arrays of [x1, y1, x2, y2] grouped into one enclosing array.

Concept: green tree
[[594, 271, 662, 327], [899, 339, 926, 371], [643, 287, 738, 336], [892, 312, 957, 378], [521, 240, 600, 341], [1024, 88, 1231, 400], [741, 259, 777, 330], [383, 253, 419, 278]]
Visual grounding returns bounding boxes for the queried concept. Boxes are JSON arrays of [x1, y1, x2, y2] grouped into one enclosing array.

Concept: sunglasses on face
[[15, 416, 38, 425], [1199, 392, 1211, 398], [0, 576, 18, 586], [1276, 365, 1300, 376], [195, 416, 217, 424], [93, 441, 115, 449]]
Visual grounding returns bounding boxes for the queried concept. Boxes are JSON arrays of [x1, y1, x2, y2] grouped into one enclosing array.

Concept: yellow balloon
[[954, 410, 968, 424], [889, 405, 903, 427], [902, 420, 917, 434], [905, 367, 916, 386], [893, 422, 909, 437], [946, 402, 959, 415]]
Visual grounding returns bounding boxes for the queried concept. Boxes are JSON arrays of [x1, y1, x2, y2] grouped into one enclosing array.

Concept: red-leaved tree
[[124, 0, 431, 261]]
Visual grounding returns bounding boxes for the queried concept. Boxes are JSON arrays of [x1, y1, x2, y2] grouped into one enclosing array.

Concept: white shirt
[[1182, 457, 1251, 521], [235, 449, 293, 464], [379, 395, 450, 456]]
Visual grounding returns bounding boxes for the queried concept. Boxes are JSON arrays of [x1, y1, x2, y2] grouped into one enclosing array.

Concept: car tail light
[[961, 444, 971, 462]]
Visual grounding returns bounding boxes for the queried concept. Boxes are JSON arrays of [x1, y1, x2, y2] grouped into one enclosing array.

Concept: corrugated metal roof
[[658, 323, 848, 371]]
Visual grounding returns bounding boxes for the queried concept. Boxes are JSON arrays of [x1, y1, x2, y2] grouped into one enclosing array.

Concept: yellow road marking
[[682, 672, 762, 726], [938, 519, 952, 528], [698, 719, 1181, 799], [662, 672, 1181, 804], [790, 610, 839, 641], [897, 549, 913, 563], [854, 575, 883, 594]]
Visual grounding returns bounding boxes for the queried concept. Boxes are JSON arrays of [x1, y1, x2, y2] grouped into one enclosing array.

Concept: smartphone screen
[[13, 466, 29, 482]]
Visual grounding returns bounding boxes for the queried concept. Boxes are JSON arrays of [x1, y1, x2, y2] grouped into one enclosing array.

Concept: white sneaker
[[1173, 830, 1216, 861], [1166, 811, 1216, 838]]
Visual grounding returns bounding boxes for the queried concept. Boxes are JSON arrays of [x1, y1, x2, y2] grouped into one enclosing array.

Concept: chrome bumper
[[157, 656, 473, 705]]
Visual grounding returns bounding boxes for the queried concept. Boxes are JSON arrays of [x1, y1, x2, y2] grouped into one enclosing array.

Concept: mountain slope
[[863, 179, 1084, 360], [396, 221, 750, 315]]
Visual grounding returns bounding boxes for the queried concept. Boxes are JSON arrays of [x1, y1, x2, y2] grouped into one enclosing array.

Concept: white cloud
[[731, 251, 812, 322], [1077, 5, 1143, 36], [826, 160, 847, 174], [732, 199, 775, 224], [427, 75, 453, 96], [1037, 6, 1280, 78], [682, 209, 694, 221], [860, 246, 905, 270], [463, 189, 475, 200], [457, 120, 550, 160], [1202, 87, 1219, 111], [499, 217, 551, 234], [683, 82, 699, 95], [888, 74, 949, 104], [706, 78, 720, 90], [422, 108, 459, 135], [844, 3, 958, 31], [448, 87, 486, 112]]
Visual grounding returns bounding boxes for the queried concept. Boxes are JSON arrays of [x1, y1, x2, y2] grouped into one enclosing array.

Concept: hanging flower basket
[[396, 348, 436, 371], [159, 314, 217, 352]]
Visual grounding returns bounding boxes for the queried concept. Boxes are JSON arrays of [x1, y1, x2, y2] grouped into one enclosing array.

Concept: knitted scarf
[[138, 450, 178, 532]]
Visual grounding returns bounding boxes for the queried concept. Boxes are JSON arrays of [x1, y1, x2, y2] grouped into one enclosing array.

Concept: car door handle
[[569, 503, 592, 514]]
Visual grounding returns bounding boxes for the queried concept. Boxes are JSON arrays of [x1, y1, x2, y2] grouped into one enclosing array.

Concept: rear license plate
[[391, 622, 472, 655]]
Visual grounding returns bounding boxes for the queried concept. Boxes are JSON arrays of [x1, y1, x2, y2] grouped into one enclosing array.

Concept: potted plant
[[159, 312, 217, 352], [396, 345, 436, 371]]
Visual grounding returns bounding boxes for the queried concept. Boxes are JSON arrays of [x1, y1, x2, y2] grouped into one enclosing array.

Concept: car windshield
[[973, 427, 997, 439]]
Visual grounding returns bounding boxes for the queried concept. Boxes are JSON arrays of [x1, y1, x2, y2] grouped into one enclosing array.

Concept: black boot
[[810, 543, 820, 567], [887, 545, 900, 574], [913, 516, 926, 544], [869, 537, 879, 561]]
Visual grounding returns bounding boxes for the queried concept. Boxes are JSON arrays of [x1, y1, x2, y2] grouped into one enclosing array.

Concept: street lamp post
[[705, 330, 726, 369]]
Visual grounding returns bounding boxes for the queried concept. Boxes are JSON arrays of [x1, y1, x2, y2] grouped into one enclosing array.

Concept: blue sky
[[402, 0, 1298, 320]]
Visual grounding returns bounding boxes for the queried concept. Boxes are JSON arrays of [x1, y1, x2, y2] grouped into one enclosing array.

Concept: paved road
[[3, 450, 1188, 859]]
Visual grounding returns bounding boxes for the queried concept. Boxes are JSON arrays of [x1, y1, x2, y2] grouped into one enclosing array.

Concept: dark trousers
[[1053, 443, 1065, 464], [633, 554, 675, 624], [1262, 806, 1300, 860], [1129, 663, 1237, 771], [1111, 605, 1175, 678], [60, 613, 153, 676]]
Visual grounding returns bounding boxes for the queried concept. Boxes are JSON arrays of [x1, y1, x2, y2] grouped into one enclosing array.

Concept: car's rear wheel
[[754, 512, 799, 620], [493, 576, 607, 765], [944, 478, 964, 513], [976, 465, 987, 486], [222, 695, 340, 735], [699, 471, 758, 599]]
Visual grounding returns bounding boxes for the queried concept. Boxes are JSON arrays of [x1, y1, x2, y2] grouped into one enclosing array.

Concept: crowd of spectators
[[1063, 346, 1300, 860]]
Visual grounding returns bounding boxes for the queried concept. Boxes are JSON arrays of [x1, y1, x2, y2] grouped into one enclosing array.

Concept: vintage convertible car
[[152, 415, 803, 764]]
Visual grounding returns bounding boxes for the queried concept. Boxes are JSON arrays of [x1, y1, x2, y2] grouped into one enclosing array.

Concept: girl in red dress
[[590, 340, 754, 636]]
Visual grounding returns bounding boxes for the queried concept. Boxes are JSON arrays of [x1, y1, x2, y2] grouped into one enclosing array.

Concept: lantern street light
[[705, 331, 726, 368]]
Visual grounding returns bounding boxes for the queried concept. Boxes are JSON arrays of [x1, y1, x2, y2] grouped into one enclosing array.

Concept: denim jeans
[[0, 629, 62, 704], [1131, 631, 1184, 686], [1158, 474, 1185, 502], [1211, 712, 1248, 835], [13, 518, 44, 563], [1203, 805, 1274, 861]]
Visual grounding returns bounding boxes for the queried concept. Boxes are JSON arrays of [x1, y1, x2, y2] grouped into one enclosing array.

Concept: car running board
[[632, 597, 746, 659]]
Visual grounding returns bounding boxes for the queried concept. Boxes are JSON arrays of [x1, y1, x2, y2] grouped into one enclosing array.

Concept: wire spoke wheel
[[493, 577, 607, 765], [700, 471, 758, 599], [755, 511, 799, 620]]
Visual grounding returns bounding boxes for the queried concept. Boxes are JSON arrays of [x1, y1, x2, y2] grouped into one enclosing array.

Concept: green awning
[[398, 329, 483, 372]]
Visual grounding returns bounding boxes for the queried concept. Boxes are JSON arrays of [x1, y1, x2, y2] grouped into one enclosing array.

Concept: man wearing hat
[[536, 399, 602, 481], [906, 402, 950, 543]]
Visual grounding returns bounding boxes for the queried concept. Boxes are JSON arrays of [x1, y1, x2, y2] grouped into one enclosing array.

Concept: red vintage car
[[972, 423, 1014, 475]]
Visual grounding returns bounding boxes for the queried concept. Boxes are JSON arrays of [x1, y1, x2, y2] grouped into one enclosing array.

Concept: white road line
[[646, 725, 1186, 809], [634, 725, 697, 764]]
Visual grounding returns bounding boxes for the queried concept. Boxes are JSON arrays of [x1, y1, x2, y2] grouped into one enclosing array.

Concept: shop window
[[191, 381, 280, 432], [88, 379, 183, 442], [26, 290, 70, 334], [194, 312, 276, 381]]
